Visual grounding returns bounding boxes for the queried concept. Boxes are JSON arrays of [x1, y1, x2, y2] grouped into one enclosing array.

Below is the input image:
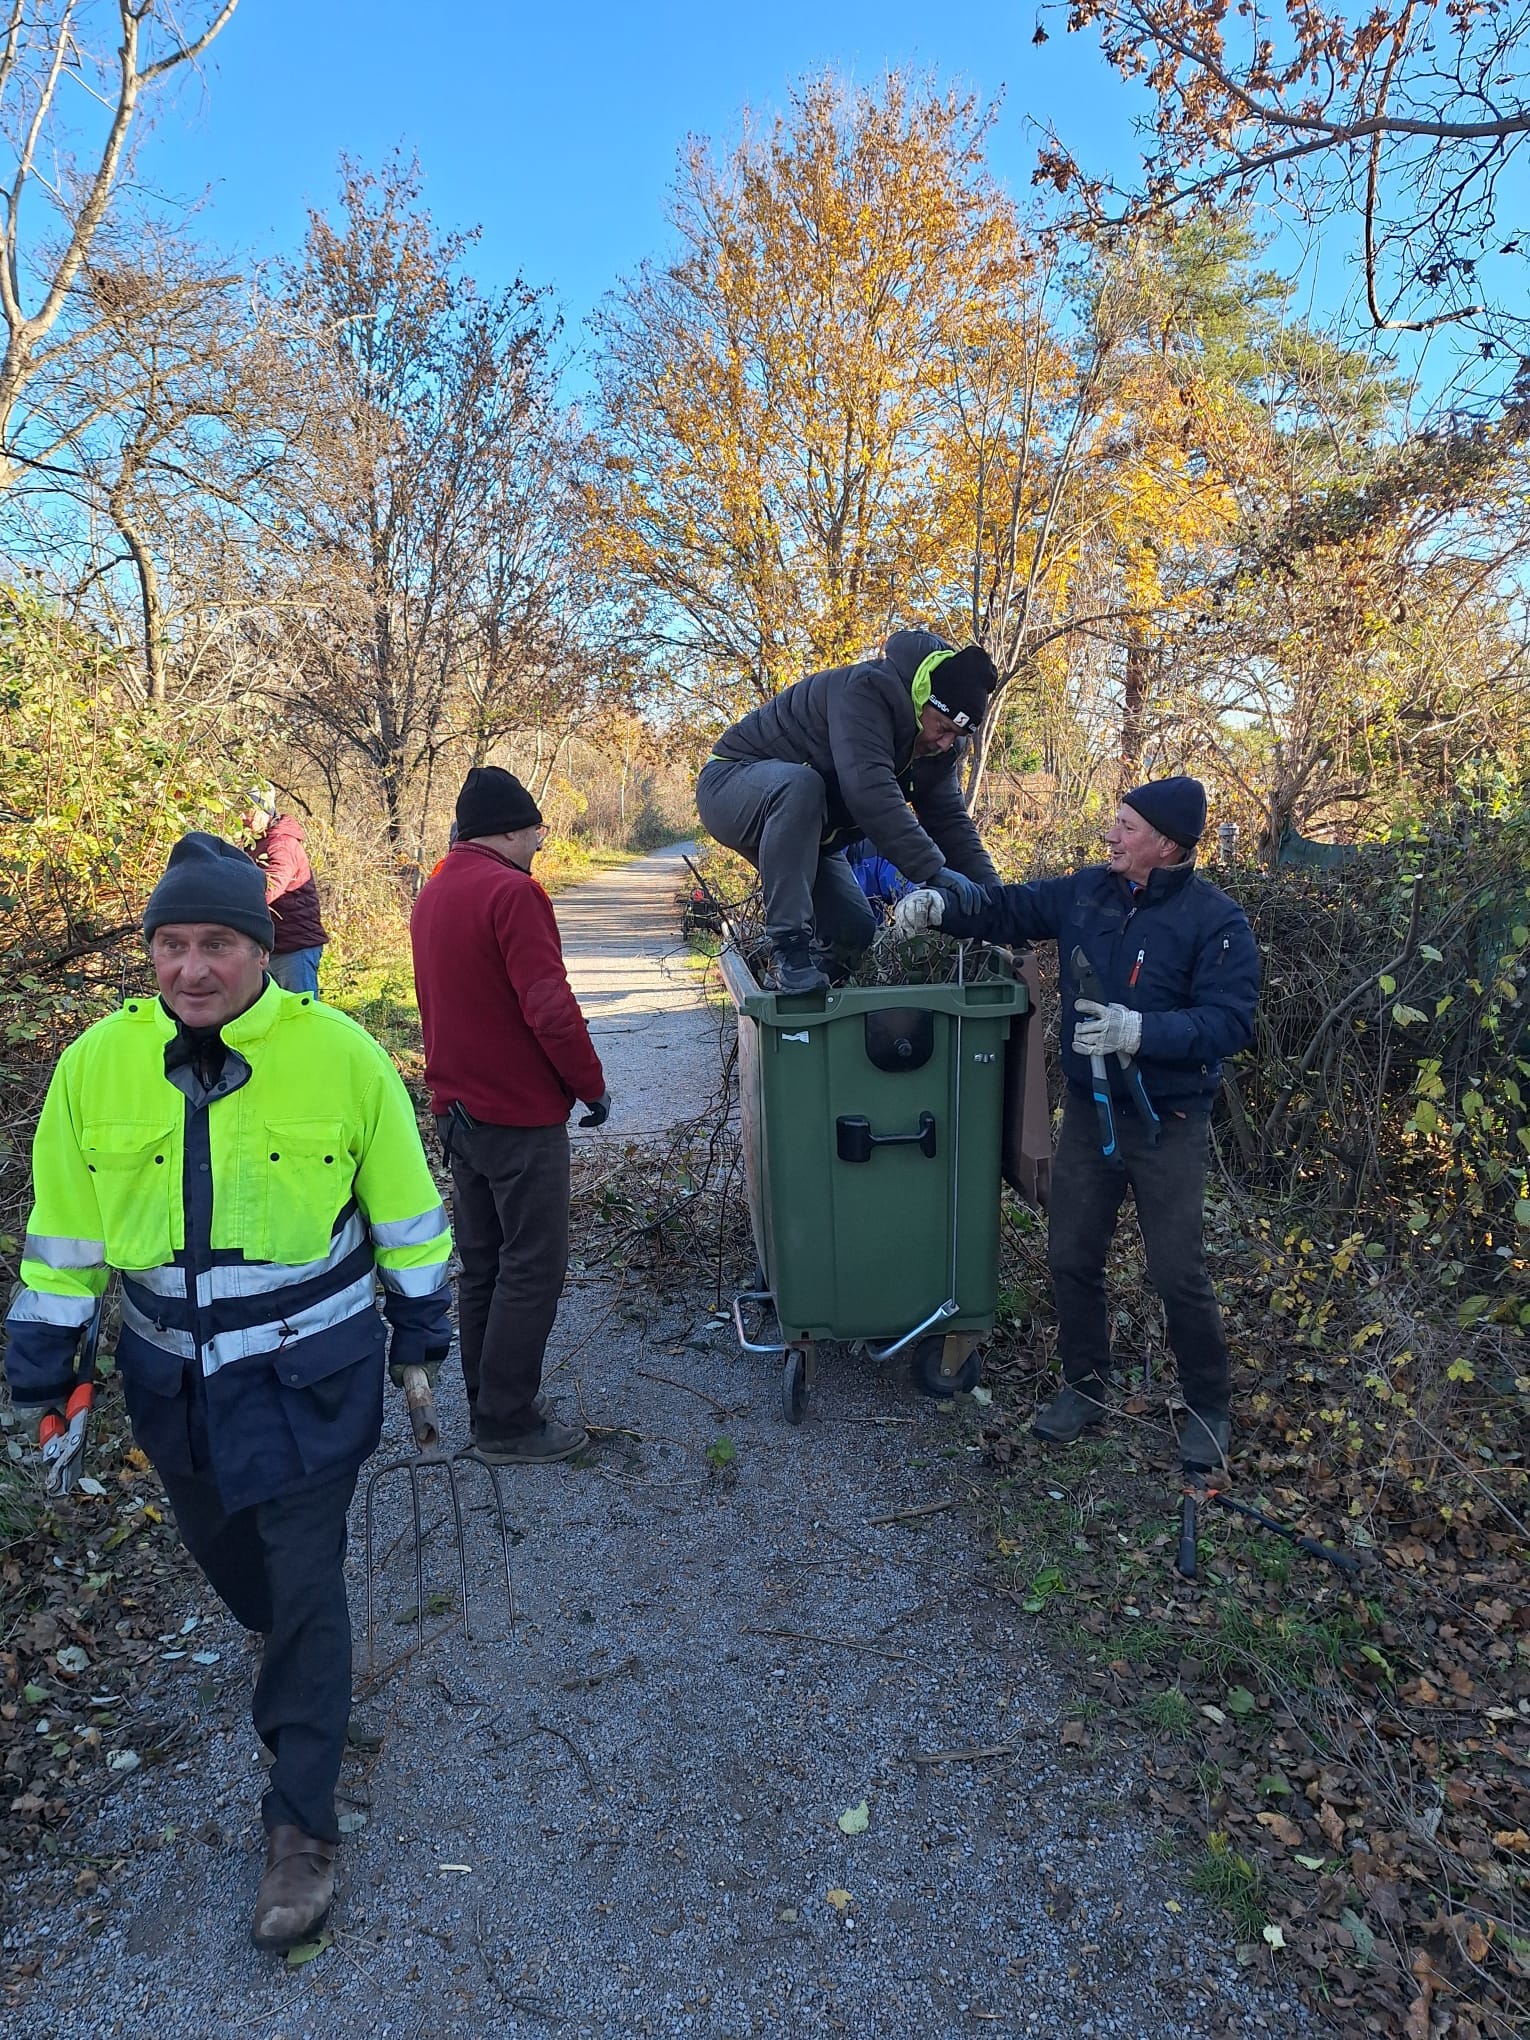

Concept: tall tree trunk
[[110, 488, 167, 706], [1119, 629, 1148, 792]]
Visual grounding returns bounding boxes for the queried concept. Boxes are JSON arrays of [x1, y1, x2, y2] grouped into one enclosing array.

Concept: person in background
[[3, 832, 451, 1951], [410, 767, 609, 1464], [894, 776, 1259, 1473], [245, 784, 329, 996]]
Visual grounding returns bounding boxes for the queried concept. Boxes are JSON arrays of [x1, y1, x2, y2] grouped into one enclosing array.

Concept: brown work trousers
[[440, 1115, 570, 1434]]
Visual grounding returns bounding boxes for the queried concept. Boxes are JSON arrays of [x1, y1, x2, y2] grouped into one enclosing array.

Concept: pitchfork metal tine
[[487, 1464, 514, 1633], [444, 1453, 472, 1640], [362, 1365, 517, 1673], [410, 1462, 425, 1657]]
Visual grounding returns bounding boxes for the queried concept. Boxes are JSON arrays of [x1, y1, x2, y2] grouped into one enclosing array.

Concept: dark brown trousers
[[440, 1115, 570, 1433]]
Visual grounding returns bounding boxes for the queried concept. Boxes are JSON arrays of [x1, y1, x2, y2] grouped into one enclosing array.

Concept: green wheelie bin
[[720, 943, 1034, 1420]]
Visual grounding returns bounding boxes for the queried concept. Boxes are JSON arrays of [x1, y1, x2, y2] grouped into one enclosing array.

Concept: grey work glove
[[892, 888, 947, 939], [932, 866, 988, 915], [1072, 999, 1143, 1059], [388, 1348, 446, 1391], [577, 1091, 611, 1129]]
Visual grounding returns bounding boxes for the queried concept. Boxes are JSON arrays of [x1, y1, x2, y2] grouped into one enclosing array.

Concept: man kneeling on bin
[[894, 776, 1259, 1472], [2, 832, 452, 1950]]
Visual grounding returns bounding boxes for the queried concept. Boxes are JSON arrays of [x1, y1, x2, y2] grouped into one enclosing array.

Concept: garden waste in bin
[[719, 943, 1033, 1420]]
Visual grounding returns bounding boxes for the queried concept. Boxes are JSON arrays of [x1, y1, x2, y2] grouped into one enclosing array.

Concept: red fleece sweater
[[251, 814, 329, 951], [410, 841, 605, 1126]]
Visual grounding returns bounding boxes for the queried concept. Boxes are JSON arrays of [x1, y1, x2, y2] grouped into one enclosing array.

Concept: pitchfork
[[362, 1365, 514, 1669]]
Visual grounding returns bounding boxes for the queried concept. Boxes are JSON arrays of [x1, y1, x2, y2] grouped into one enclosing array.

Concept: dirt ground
[[2, 847, 1313, 2039]]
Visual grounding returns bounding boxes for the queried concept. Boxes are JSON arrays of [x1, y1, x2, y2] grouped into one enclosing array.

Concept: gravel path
[[559, 842, 728, 1141], [6, 847, 1311, 2038]]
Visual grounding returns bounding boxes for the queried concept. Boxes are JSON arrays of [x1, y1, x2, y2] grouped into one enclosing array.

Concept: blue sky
[[140, 0, 1153, 323]]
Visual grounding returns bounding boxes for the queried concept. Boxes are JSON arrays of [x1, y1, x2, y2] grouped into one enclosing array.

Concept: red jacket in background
[[410, 840, 605, 1127], [251, 815, 329, 952]]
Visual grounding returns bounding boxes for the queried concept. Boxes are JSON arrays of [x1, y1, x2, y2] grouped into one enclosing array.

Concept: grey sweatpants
[[696, 756, 876, 958]]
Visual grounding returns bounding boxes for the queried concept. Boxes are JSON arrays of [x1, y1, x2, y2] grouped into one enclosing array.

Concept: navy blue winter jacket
[[940, 859, 1260, 1113]]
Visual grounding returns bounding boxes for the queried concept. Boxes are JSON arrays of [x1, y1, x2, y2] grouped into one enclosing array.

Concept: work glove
[[1072, 999, 1143, 1059], [388, 1344, 447, 1391], [932, 867, 989, 916], [892, 889, 946, 939], [577, 1092, 612, 1128]]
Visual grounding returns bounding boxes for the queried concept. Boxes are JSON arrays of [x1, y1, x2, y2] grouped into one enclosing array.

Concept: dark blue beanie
[[1122, 775, 1206, 849], [143, 832, 276, 947]]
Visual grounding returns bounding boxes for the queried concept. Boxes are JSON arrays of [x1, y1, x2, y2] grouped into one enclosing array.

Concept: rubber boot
[[1178, 1409, 1231, 1473]]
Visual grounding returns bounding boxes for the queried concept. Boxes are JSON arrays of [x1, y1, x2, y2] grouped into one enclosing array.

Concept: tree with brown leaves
[[1042, 0, 1529, 366]]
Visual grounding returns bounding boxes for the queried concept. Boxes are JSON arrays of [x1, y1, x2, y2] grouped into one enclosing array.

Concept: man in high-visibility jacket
[[2, 832, 452, 1953]]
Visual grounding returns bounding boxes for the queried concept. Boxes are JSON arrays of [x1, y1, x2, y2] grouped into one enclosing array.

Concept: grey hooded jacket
[[709, 630, 997, 886]]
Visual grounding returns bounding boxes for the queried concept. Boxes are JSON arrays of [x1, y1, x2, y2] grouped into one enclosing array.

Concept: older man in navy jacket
[[895, 776, 1259, 1471]]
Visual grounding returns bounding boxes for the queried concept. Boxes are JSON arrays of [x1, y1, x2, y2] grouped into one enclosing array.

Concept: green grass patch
[[1139, 1685, 1196, 1737], [1187, 1832, 1266, 1942]]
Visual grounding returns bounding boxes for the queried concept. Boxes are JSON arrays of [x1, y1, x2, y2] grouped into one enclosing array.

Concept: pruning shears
[[1070, 945, 1159, 1153], [38, 1289, 107, 1498]]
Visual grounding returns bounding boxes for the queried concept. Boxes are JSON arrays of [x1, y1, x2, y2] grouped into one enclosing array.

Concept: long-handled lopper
[[1177, 1477, 1364, 1583], [1070, 946, 1159, 1150], [39, 1287, 108, 1498]]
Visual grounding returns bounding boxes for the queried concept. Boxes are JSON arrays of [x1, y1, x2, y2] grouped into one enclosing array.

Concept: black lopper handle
[[1176, 1490, 1199, 1579]]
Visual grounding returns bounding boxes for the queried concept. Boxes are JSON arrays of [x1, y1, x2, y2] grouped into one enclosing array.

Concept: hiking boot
[[766, 943, 830, 995], [467, 1414, 588, 1464], [467, 1392, 546, 1442], [1178, 1409, 1231, 1473], [1031, 1380, 1110, 1444], [252, 1825, 336, 1951]]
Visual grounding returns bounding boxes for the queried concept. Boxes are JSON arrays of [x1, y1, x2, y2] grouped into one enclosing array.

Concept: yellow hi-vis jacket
[[3, 981, 452, 1509]]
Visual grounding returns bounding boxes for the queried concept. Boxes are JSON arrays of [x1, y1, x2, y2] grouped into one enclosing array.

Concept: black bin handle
[[836, 1112, 937, 1164]]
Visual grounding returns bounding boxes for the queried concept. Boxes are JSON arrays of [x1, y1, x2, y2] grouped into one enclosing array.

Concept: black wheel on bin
[[782, 1349, 807, 1423], [910, 1336, 981, 1399]]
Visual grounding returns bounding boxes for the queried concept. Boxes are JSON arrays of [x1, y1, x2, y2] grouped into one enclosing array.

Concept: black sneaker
[[767, 945, 830, 994], [1031, 1380, 1110, 1443], [1179, 1410, 1231, 1473]]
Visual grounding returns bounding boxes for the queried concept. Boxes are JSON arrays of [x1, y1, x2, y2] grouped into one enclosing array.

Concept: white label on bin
[[972, 1051, 996, 1064], [779, 1030, 810, 1044]]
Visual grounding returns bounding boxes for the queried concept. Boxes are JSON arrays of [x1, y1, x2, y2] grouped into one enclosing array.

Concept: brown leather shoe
[[252, 1824, 336, 1951]]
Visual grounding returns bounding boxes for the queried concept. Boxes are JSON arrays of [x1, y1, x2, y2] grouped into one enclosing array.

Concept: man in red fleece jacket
[[410, 767, 610, 1462]]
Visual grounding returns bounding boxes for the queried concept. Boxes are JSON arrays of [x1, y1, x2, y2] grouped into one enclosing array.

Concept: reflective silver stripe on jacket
[[369, 1205, 449, 1250], [119, 1290, 196, 1358], [130, 1264, 187, 1299], [196, 1211, 368, 1306], [376, 1262, 451, 1298], [202, 1270, 379, 1377], [23, 1234, 106, 1271], [7, 1287, 98, 1327]]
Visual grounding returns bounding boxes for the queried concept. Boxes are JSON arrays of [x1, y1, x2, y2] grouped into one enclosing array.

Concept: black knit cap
[[925, 644, 997, 730], [1122, 775, 1207, 849], [143, 832, 276, 947], [455, 766, 543, 841]]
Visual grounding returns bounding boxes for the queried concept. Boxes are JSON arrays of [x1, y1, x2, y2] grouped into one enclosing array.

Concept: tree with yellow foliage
[[589, 71, 1014, 727]]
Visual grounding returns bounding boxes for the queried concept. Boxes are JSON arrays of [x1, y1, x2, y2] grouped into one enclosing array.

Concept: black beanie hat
[[143, 832, 276, 947], [1122, 775, 1207, 849], [925, 644, 997, 730], [455, 766, 543, 841]]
